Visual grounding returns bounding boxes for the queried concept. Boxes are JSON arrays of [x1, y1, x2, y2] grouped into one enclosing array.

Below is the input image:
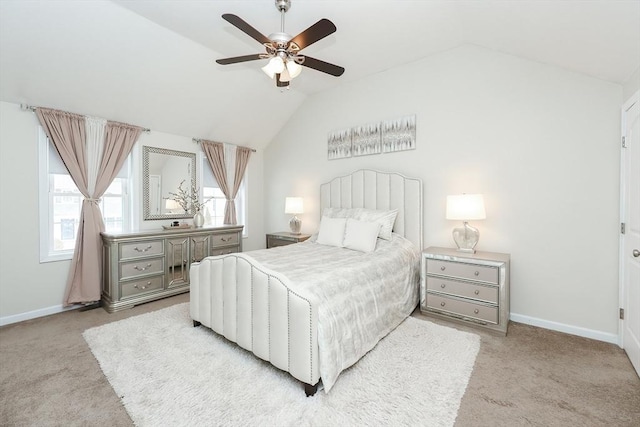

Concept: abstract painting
[[328, 128, 352, 160], [382, 115, 416, 153], [351, 122, 381, 157]]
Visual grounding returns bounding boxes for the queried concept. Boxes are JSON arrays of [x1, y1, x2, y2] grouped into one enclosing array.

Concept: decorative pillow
[[322, 207, 398, 240], [356, 208, 398, 241], [316, 216, 347, 247], [343, 219, 381, 253]]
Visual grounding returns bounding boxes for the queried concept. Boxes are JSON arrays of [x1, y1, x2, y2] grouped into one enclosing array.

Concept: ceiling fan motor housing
[[275, 0, 291, 13]]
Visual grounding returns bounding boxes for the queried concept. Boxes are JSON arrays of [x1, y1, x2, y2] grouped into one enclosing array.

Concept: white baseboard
[[510, 312, 619, 345], [0, 304, 81, 327], [1, 305, 620, 346]]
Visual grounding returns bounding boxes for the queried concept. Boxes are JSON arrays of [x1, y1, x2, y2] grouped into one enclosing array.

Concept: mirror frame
[[142, 146, 197, 220]]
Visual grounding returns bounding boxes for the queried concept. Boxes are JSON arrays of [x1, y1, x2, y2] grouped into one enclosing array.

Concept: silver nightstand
[[266, 231, 311, 248], [421, 246, 510, 335]]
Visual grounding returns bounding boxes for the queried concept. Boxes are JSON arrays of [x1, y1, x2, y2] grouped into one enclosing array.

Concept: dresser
[[421, 246, 510, 335], [101, 225, 243, 312], [266, 231, 311, 248]]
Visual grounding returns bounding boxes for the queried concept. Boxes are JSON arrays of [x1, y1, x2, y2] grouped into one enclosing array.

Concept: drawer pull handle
[[134, 245, 152, 252], [134, 281, 151, 290], [440, 266, 446, 271], [133, 263, 152, 271], [440, 283, 446, 288], [440, 301, 446, 307], [474, 290, 480, 295], [474, 271, 480, 276], [220, 237, 232, 242], [474, 309, 479, 314]]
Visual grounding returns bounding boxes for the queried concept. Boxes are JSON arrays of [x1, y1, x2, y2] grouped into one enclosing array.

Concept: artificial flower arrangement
[[166, 180, 211, 213]]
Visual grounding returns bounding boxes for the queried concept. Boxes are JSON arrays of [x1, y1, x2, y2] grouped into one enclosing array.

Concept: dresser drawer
[[427, 293, 498, 324], [121, 276, 164, 298], [120, 240, 164, 260], [120, 257, 164, 280], [211, 233, 239, 248], [426, 277, 498, 304], [427, 259, 498, 284], [210, 246, 239, 256]]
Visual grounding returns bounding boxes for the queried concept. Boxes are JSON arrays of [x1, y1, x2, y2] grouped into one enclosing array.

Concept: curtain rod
[[192, 138, 256, 152], [20, 103, 151, 133]]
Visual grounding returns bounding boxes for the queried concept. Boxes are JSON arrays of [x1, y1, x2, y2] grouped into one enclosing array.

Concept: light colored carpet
[[83, 303, 480, 426]]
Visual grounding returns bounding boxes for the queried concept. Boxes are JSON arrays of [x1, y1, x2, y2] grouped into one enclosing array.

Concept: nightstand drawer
[[120, 240, 164, 260], [211, 233, 239, 248], [427, 259, 498, 284], [427, 293, 498, 324], [267, 237, 293, 248], [120, 257, 164, 280], [426, 277, 498, 304], [121, 276, 164, 298]]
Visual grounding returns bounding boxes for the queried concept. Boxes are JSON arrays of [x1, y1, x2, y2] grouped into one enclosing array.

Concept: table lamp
[[285, 197, 304, 234], [446, 194, 486, 253], [165, 199, 181, 213]]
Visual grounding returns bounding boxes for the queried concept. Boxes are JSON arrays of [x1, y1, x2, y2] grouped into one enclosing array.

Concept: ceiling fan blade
[[222, 14, 272, 45], [301, 56, 345, 77], [288, 19, 336, 51], [216, 54, 265, 65]]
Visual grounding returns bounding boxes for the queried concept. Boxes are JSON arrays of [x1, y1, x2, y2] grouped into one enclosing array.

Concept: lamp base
[[289, 215, 301, 234], [452, 221, 479, 253]]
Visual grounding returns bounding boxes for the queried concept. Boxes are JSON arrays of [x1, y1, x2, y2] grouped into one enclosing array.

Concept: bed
[[190, 169, 423, 395]]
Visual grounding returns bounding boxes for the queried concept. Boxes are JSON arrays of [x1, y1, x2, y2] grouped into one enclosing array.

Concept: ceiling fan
[[216, 0, 345, 88]]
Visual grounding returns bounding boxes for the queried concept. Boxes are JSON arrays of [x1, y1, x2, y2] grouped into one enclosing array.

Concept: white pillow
[[357, 208, 398, 241], [316, 216, 347, 247], [322, 207, 398, 241], [343, 219, 381, 253]]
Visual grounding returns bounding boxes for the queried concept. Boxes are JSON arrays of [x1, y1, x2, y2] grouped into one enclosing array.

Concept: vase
[[193, 210, 204, 228]]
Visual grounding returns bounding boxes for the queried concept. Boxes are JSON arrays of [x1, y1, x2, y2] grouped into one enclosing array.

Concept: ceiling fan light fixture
[[286, 59, 302, 79], [261, 56, 285, 79], [270, 56, 285, 74], [279, 66, 292, 82], [261, 63, 275, 79]]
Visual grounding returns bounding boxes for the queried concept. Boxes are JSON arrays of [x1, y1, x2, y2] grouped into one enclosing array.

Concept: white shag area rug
[[84, 303, 480, 427]]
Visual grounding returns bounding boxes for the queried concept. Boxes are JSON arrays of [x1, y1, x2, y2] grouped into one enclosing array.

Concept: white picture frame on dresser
[[421, 246, 510, 335]]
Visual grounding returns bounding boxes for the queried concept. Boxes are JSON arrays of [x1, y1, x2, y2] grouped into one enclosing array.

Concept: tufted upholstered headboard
[[319, 169, 423, 249]]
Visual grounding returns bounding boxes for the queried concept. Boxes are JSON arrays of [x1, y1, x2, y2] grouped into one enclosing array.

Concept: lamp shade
[[285, 197, 304, 214], [446, 194, 486, 220], [165, 199, 180, 210], [286, 60, 302, 79]]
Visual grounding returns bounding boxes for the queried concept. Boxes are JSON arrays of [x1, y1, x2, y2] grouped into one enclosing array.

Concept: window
[[38, 127, 131, 262], [201, 154, 247, 235]]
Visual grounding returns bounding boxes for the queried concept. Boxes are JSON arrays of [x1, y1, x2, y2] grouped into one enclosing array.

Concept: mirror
[[143, 146, 197, 220]]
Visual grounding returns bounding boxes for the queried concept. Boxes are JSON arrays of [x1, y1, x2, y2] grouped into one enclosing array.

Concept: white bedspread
[[247, 234, 420, 392]]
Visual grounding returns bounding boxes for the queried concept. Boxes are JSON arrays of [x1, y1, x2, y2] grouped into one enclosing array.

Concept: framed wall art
[[328, 128, 352, 160], [382, 115, 416, 153]]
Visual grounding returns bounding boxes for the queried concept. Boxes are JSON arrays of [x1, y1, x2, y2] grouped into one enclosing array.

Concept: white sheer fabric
[[85, 116, 106, 196]]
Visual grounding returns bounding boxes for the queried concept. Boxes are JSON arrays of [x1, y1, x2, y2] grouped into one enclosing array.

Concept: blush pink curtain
[[36, 108, 142, 306], [201, 141, 252, 225]]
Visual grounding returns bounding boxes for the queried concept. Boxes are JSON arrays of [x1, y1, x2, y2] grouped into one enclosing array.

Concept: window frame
[[200, 155, 248, 237], [38, 127, 132, 263]]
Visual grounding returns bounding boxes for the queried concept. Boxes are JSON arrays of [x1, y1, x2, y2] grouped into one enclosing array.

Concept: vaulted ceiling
[[1, 0, 638, 150]]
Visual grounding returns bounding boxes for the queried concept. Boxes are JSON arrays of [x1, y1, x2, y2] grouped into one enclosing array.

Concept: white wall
[[623, 67, 640, 102], [0, 101, 264, 322], [264, 45, 623, 341]]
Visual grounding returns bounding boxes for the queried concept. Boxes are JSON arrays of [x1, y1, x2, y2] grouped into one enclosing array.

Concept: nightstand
[[421, 246, 510, 335], [266, 231, 311, 248]]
